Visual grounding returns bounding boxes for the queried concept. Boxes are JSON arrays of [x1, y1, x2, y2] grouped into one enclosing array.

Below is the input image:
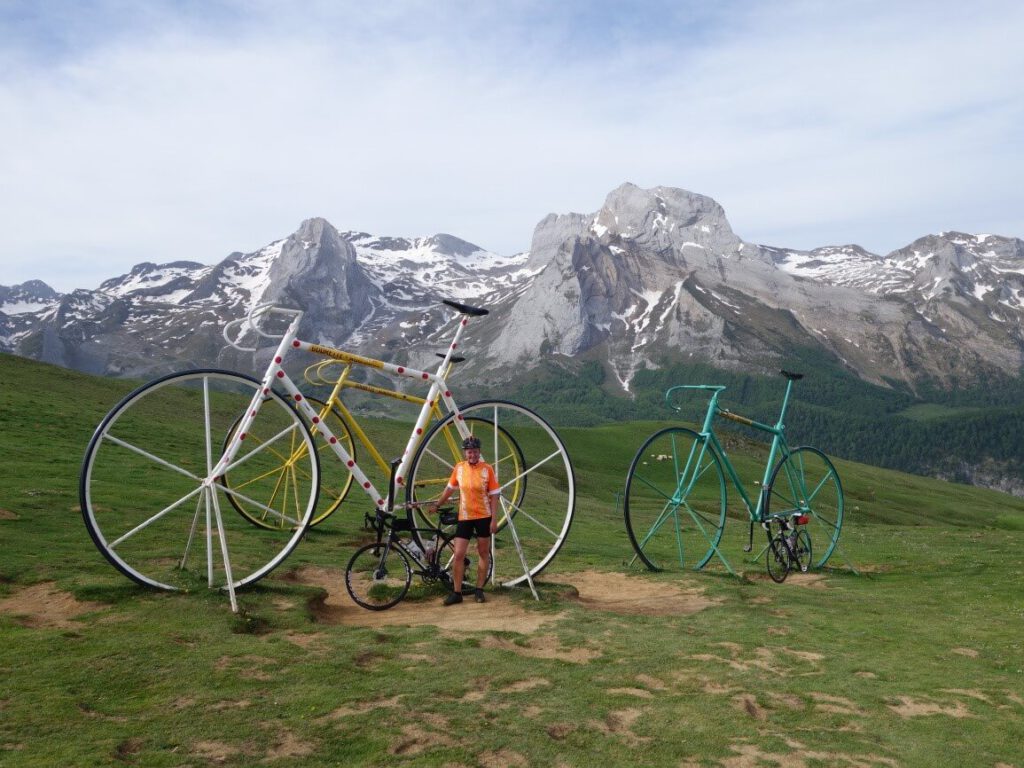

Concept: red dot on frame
[[276, 371, 284, 378], [457, 415, 464, 421], [444, 391, 451, 397], [240, 433, 246, 440], [416, 428, 422, 434], [275, 356, 282, 363], [461, 319, 467, 326], [396, 476, 403, 484], [422, 373, 429, 379], [292, 340, 300, 347], [294, 394, 302, 401], [397, 367, 405, 374], [263, 388, 270, 395], [329, 437, 337, 444], [312, 416, 320, 424], [451, 343, 457, 349], [363, 482, 371, 489], [347, 460, 354, 467]]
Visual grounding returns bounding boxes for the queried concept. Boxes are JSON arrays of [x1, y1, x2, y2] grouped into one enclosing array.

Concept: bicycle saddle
[[780, 370, 804, 380], [442, 299, 489, 316]]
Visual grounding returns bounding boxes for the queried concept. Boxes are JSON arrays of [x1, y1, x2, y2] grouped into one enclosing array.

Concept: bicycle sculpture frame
[[80, 300, 575, 611], [623, 371, 843, 582]]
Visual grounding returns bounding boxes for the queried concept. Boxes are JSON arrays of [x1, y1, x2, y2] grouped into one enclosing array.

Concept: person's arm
[[430, 484, 455, 515], [488, 491, 500, 533]]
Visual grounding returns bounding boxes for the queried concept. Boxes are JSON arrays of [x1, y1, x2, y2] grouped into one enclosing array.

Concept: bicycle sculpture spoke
[[222, 398, 355, 529], [624, 427, 727, 571], [81, 370, 318, 592], [407, 400, 574, 588], [766, 447, 843, 568]]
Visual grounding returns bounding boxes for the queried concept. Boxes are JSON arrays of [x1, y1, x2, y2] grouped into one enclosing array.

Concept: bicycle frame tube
[[670, 379, 796, 522], [254, 310, 476, 512]]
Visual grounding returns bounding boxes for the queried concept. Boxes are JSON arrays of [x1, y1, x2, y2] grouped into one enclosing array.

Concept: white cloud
[[1, 1, 1022, 291]]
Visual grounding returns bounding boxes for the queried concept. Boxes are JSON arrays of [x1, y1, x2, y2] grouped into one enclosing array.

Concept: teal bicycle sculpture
[[624, 371, 843, 582]]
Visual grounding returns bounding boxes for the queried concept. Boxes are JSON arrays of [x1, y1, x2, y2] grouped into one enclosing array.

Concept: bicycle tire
[[766, 533, 790, 583], [345, 542, 412, 610], [405, 400, 574, 588], [222, 397, 355, 529], [765, 447, 843, 568], [80, 369, 319, 592], [624, 427, 727, 571], [793, 529, 812, 573]]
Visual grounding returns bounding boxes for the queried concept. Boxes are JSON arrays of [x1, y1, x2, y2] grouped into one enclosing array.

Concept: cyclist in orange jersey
[[430, 435, 499, 604]]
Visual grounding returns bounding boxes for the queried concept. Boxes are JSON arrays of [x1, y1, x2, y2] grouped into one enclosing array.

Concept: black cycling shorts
[[454, 517, 492, 540]]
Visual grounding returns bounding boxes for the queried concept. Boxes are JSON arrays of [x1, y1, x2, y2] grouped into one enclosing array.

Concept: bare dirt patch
[[568, 570, 721, 616], [318, 694, 405, 722], [589, 707, 647, 745], [292, 566, 563, 634], [888, 695, 975, 718], [480, 748, 529, 768], [0, 509, 18, 520], [260, 729, 315, 762], [809, 692, 865, 716], [480, 634, 600, 664], [952, 647, 980, 658], [0, 582, 105, 629], [745, 572, 828, 589], [190, 740, 248, 762], [689, 643, 824, 675], [500, 677, 551, 693], [608, 687, 655, 699], [723, 740, 900, 768], [388, 723, 454, 757]]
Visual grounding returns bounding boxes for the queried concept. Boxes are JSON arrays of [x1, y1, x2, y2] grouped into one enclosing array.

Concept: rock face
[[2, 183, 1023, 394]]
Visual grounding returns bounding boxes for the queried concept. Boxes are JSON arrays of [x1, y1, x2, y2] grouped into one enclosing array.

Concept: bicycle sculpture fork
[[623, 371, 844, 579]]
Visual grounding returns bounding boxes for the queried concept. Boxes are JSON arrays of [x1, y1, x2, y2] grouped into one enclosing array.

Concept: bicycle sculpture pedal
[[80, 300, 575, 611], [623, 371, 843, 580]]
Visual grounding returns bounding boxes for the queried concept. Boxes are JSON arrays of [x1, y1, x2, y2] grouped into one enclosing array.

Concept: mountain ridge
[[2, 183, 1022, 394]]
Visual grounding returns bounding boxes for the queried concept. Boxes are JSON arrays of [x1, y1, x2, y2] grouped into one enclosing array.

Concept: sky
[[2, 0, 1023, 293]]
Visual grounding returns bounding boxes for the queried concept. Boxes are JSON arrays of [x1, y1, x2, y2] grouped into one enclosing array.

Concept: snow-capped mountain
[[2, 184, 1023, 395]]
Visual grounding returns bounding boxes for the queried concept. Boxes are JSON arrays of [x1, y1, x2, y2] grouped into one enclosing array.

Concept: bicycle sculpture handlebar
[[664, 384, 726, 412], [222, 303, 305, 351]]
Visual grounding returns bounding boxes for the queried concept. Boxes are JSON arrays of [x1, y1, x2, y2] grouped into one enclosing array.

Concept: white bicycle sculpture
[[80, 300, 576, 610]]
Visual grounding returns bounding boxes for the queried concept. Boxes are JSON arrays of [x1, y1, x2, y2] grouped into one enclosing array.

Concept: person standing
[[430, 435, 499, 604]]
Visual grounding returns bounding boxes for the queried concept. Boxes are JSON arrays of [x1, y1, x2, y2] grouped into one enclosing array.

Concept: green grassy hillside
[[2, 352, 1023, 767]]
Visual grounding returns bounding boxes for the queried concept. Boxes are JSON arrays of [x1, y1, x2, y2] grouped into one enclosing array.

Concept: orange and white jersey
[[447, 460, 500, 521]]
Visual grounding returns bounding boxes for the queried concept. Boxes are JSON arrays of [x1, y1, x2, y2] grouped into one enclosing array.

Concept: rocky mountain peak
[[594, 183, 731, 239], [0, 279, 59, 305]]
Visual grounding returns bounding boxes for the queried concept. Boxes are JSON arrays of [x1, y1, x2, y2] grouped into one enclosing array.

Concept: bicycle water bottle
[[423, 542, 436, 562], [406, 540, 423, 560]]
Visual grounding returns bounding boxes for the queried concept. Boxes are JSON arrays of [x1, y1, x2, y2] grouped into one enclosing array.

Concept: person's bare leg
[[476, 537, 490, 589], [452, 537, 469, 592]]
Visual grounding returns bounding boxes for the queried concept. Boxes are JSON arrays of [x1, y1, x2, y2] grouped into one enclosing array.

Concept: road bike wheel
[[345, 542, 412, 610], [405, 415, 526, 534], [80, 369, 319, 592], [430, 533, 494, 587], [793, 529, 812, 573], [765, 447, 843, 568], [405, 400, 574, 588], [624, 427, 727, 571], [222, 397, 355, 529], [766, 533, 790, 583]]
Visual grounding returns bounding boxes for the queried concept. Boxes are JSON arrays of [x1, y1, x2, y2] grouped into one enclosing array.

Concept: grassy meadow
[[1, 351, 1023, 767]]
